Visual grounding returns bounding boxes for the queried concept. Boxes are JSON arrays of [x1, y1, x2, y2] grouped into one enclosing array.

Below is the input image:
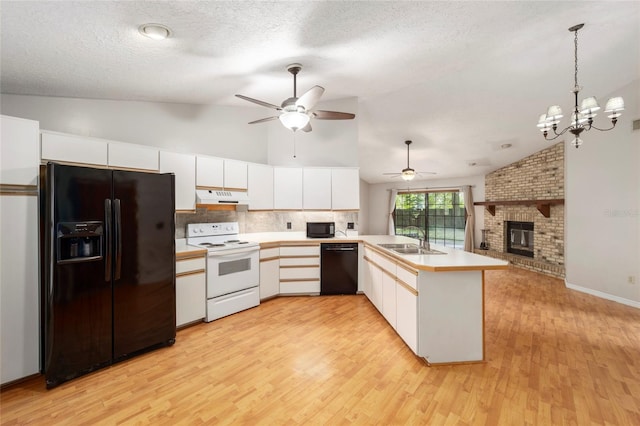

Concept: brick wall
[[482, 142, 565, 278]]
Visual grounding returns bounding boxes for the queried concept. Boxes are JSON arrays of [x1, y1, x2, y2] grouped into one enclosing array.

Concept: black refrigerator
[[40, 163, 176, 388]]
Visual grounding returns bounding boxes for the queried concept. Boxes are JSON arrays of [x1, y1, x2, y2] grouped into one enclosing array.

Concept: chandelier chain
[[574, 29, 579, 90]]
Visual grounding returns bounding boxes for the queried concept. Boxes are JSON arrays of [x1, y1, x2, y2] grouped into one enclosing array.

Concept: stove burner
[[201, 243, 225, 248], [238, 241, 249, 244], [225, 239, 240, 243]]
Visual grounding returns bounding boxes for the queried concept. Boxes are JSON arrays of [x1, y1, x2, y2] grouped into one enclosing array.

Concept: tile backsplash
[[176, 209, 358, 239]]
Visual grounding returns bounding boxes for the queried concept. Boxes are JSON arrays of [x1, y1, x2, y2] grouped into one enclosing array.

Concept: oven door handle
[[207, 247, 259, 258]]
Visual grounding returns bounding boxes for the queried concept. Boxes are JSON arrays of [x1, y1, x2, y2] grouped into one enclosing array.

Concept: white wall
[[267, 97, 358, 167], [366, 175, 486, 244], [565, 79, 640, 306], [358, 179, 370, 234], [0, 94, 269, 163]]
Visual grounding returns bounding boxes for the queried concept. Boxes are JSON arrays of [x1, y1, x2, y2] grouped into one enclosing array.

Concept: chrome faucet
[[404, 226, 430, 250]]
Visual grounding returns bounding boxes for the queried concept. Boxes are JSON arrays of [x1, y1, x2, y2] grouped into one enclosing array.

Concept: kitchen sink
[[378, 243, 446, 255]]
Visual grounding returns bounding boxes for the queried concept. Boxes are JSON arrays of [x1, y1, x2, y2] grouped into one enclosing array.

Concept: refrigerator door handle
[[114, 198, 122, 280], [105, 199, 112, 281]]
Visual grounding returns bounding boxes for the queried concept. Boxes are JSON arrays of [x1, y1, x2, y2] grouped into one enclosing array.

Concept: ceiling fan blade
[[382, 173, 401, 176], [313, 110, 356, 120], [296, 86, 325, 110], [235, 94, 282, 110], [416, 172, 437, 175], [301, 122, 312, 133], [248, 116, 279, 124]]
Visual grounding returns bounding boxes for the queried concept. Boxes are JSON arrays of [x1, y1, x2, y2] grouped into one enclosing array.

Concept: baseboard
[[565, 280, 640, 309]]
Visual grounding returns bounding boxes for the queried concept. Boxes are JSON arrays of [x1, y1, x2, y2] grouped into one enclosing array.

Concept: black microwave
[[306, 222, 335, 238]]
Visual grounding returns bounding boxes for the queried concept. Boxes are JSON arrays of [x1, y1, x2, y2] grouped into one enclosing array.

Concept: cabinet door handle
[[114, 199, 122, 280]]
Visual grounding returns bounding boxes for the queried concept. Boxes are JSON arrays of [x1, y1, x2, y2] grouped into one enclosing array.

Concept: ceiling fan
[[383, 140, 436, 181], [235, 63, 355, 132]]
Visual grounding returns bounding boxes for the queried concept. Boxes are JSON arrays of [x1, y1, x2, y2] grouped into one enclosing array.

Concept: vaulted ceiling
[[1, 1, 638, 183]]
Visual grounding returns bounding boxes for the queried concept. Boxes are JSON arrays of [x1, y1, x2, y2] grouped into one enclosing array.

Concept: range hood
[[196, 189, 250, 205]]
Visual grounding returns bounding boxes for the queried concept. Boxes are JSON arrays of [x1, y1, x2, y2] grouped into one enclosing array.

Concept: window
[[394, 191, 466, 249]]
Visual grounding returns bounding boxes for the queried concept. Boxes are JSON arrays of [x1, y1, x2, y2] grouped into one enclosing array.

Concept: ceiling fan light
[[279, 111, 310, 131], [401, 169, 415, 181]]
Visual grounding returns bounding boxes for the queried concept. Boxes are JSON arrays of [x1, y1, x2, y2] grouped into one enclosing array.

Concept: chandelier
[[537, 23, 624, 148]]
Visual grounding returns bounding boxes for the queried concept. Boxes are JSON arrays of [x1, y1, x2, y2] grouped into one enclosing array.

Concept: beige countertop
[[238, 232, 509, 272], [176, 232, 508, 271]]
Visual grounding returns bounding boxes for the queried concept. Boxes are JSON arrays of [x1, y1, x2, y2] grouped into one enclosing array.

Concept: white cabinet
[[196, 155, 224, 188], [279, 245, 320, 294], [160, 151, 196, 211], [303, 168, 332, 210], [331, 168, 359, 210], [248, 163, 274, 210], [1, 192, 40, 384], [1, 115, 40, 185], [176, 254, 206, 327], [396, 282, 418, 353], [260, 247, 279, 300], [273, 167, 303, 210], [369, 260, 383, 313], [0, 115, 40, 385], [108, 142, 159, 171], [41, 131, 108, 166], [381, 270, 397, 329], [224, 159, 248, 190]]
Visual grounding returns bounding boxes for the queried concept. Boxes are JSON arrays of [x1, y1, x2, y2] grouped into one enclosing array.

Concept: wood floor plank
[[2, 267, 640, 425]]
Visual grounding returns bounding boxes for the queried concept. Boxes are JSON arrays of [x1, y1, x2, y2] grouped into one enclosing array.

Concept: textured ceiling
[[1, 1, 639, 183]]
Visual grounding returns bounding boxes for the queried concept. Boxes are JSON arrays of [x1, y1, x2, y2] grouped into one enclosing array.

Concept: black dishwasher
[[320, 243, 358, 295]]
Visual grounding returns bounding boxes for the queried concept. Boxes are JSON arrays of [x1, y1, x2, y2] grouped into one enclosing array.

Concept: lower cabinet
[[363, 245, 419, 354], [396, 281, 418, 353], [259, 247, 279, 300], [279, 244, 320, 294], [175, 254, 206, 327], [381, 270, 397, 329]]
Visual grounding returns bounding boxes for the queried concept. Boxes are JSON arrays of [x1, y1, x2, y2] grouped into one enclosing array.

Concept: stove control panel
[[187, 222, 239, 238]]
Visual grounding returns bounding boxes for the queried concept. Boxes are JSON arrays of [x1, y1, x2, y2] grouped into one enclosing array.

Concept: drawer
[[176, 256, 206, 275], [280, 245, 319, 256], [396, 264, 418, 291], [280, 266, 320, 280], [260, 247, 279, 259], [280, 280, 320, 294], [279, 256, 319, 267]]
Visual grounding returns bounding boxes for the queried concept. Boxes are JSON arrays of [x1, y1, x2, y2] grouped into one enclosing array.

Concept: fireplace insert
[[505, 221, 534, 258]]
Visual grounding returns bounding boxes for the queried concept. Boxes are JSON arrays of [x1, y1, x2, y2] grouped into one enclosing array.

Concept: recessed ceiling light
[[500, 143, 512, 149], [138, 23, 172, 40]]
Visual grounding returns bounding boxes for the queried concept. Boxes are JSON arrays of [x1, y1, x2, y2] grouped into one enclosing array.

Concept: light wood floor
[[2, 267, 639, 425]]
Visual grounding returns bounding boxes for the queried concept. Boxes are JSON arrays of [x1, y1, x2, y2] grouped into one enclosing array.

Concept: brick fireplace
[[477, 142, 565, 278]]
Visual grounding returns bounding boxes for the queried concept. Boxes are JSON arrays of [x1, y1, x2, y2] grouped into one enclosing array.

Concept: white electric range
[[186, 222, 260, 322]]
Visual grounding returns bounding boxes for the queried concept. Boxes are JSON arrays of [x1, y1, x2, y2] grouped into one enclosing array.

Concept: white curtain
[[387, 189, 398, 235], [462, 185, 475, 252]]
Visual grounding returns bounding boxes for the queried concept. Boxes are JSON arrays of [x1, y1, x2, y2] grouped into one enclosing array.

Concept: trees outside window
[[394, 191, 466, 249]]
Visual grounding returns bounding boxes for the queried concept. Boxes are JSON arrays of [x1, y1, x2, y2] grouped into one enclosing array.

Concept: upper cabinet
[[331, 168, 359, 210], [196, 156, 247, 191], [41, 131, 108, 167], [196, 155, 224, 188], [223, 159, 248, 190], [273, 167, 303, 210], [160, 151, 196, 212], [1, 115, 40, 186], [41, 130, 159, 172], [247, 163, 274, 210], [303, 168, 332, 210], [108, 142, 159, 171]]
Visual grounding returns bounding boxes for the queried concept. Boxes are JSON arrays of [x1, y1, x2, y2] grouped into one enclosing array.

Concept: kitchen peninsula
[[179, 233, 509, 365]]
